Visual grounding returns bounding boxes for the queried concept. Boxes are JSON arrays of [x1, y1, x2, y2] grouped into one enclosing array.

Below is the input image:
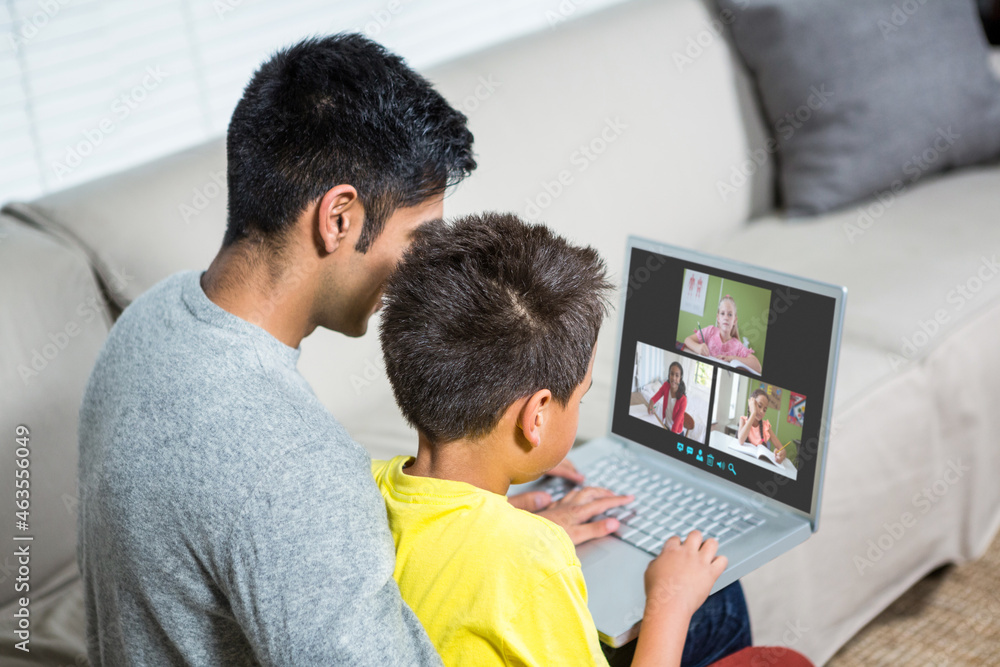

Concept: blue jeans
[[602, 582, 752, 667]]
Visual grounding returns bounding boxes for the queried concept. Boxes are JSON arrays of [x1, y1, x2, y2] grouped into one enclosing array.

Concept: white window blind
[[1, 0, 631, 205]]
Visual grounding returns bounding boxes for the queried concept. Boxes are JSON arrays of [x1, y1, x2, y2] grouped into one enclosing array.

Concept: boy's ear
[[317, 184, 360, 254], [517, 389, 552, 449]]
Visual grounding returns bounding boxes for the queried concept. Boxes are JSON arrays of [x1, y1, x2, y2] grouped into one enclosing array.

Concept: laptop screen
[[610, 241, 843, 515]]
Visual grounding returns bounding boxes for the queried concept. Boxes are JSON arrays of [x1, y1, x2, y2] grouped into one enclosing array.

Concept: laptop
[[510, 236, 846, 647]]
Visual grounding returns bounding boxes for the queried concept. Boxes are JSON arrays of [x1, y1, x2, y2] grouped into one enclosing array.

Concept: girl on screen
[[737, 388, 787, 464], [684, 294, 762, 373], [648, 361, 687, 433]]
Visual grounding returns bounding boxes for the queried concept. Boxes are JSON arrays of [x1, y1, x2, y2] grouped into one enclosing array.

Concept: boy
[[373, 212, 728, 666]]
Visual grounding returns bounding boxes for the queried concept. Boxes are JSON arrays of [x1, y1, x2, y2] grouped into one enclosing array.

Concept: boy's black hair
[[380, 212, 613, 444], [224, 33, 476, 251]]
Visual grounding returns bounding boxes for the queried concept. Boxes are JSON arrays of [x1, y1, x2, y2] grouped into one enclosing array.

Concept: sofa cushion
[[718, 0, 1000, 216], [5, 139, 229, 310], [0, 214, 110, 609]]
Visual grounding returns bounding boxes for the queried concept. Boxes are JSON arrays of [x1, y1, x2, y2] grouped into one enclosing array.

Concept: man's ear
[[517, 389, 552, 450], [317, 184, 360, 254]]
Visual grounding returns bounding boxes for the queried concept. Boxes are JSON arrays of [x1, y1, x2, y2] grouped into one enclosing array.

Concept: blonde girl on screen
[[684, 294, 762, 373]]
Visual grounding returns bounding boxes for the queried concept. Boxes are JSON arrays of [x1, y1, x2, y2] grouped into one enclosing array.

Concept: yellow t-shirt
[[372, 456, 609, 667]]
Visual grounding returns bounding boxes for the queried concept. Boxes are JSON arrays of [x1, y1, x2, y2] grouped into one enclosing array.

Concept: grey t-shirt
[[77, 271, 440, 666]]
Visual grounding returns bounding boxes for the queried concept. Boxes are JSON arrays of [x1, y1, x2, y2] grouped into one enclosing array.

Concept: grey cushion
[[717, 0, 1000, 216]]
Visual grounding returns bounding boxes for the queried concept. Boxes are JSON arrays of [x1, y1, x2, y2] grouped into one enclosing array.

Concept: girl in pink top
[[648, 361, 688, 433], [737, 388, 786, 464], [684, 294, 762, 373]]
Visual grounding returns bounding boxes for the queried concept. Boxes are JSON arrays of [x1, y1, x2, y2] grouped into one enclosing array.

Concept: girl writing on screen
[[737, 388, 787, 464], [648, 361, 688, 433], [684, 294, 762, 373]]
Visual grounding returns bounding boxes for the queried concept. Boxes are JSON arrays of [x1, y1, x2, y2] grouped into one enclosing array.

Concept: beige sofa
[[3, 0, 1000, 663]]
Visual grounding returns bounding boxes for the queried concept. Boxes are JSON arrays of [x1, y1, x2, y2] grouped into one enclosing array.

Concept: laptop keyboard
[[539, 456, 765, 556]]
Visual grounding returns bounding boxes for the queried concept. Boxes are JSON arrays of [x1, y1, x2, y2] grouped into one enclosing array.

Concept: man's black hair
[[379, 212, 613, 444], [224, 33, 476, 251]]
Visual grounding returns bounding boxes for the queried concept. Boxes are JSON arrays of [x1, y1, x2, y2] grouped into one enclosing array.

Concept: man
[[77, 34, 627, 665]]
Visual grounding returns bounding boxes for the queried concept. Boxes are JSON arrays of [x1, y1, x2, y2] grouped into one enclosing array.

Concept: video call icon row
[[677, 442, 736, 476]]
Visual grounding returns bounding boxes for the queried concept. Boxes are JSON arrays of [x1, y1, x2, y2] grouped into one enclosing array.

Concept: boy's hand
[[511, 486, 633, 545], [546, 458, 585, 485], [644, 531, 727, 619], [631, 532, 726, 666], [506, 456, 584, 515]]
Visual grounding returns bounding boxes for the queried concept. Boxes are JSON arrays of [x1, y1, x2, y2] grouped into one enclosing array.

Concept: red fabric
[[649, 382, 687, 433], [709, 646, 814, 667]]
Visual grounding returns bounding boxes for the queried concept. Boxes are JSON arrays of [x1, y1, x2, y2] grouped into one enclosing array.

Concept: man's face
[[322, 195, 444, 337]]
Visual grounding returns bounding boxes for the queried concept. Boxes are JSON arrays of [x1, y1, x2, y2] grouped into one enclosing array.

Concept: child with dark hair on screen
[[372, 212, 729, 666], [649, 360, 688, 433]]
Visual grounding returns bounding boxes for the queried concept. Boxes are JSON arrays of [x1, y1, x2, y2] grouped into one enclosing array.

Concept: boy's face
[[536, 346, 596, 475]]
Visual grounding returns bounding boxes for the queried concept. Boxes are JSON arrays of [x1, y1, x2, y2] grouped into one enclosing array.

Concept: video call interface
[[611, 248, 837, 513]]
